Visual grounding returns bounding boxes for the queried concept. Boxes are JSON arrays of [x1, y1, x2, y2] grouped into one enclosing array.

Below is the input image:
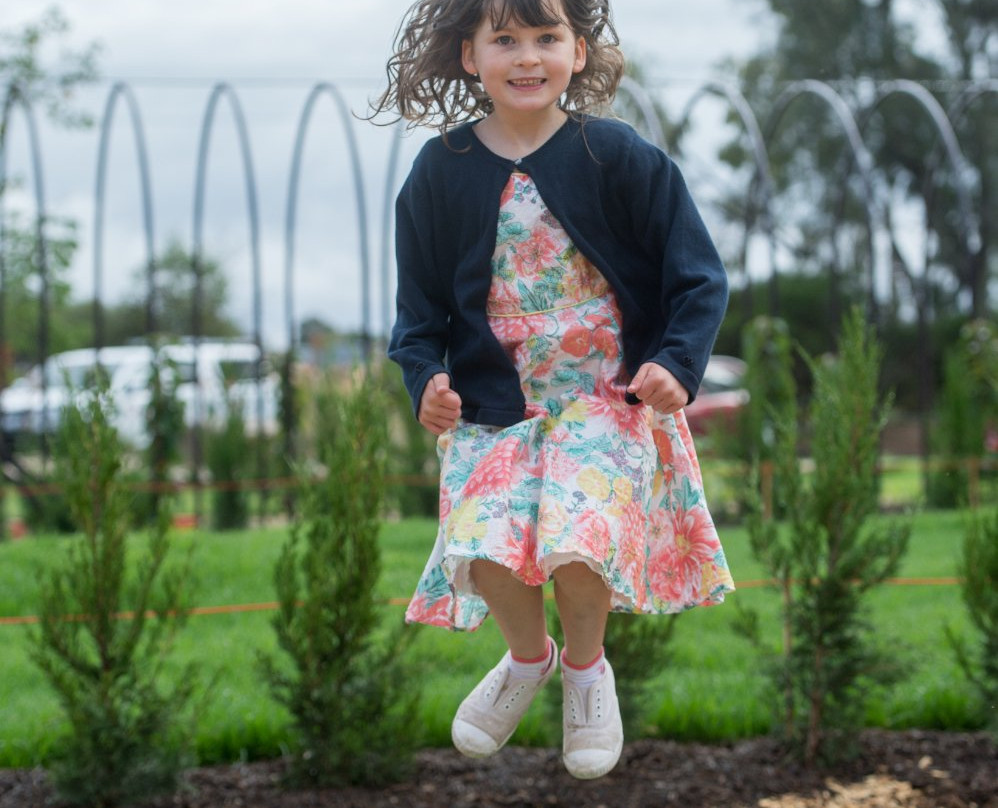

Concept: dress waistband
[[487, 292, 607, 318]]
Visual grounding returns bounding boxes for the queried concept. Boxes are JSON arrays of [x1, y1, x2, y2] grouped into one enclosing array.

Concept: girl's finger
[[626, 366, 649, 396]]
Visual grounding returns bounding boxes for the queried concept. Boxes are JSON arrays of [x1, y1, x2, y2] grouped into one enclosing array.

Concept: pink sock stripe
[[561, 647, 605, 671], [511, 638, 553, 665]]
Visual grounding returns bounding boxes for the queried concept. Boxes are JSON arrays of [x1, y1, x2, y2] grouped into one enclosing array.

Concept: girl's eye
[[496, 35, 514, 45], [539, 34, 557, 44]]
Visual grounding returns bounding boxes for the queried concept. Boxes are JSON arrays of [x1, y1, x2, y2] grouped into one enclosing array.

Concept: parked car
[[684, 355, 749, 436], [0, 346, 155, 442], [155, 341, 280, 439], [1, 341, 279, 449]]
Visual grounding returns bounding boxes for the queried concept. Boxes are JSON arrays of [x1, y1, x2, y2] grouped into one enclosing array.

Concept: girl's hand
[[627, 363, 689, 415], [418, 373, 463, 435]]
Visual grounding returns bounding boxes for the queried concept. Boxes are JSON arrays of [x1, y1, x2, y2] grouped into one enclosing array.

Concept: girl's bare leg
[[553, 561, 611, 666], [452, 559, 555, 759], [470, 559, 548, 659]]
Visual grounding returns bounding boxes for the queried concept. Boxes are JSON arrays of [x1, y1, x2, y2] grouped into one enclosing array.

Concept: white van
[[1, 341, 279, 449], [157, 341, 280, 439], [0, 346, 154, 441]]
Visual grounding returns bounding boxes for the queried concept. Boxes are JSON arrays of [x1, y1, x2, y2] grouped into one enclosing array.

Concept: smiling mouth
[[509, 78, 546, 87]]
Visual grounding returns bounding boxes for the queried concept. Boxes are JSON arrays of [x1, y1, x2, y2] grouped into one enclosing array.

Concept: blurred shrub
[[732, 316, 797, 518], [30, 383, 196, 806], [204, 399, 252, 530], [21, 473, 76, 534], [134, 350, 186, 526], [947, 508, 998, 732], [928, 320, 998, 508], [384, 362, 439, 518], [260, 366, 421, 787]]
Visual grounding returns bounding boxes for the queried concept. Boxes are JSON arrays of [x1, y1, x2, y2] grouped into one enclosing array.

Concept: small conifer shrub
[[260, 366, 421, 786], [204, 397, 252, 530], [30, 387, 195, 807], [948, 508, 998, 731], [744, 308, 911, 765]]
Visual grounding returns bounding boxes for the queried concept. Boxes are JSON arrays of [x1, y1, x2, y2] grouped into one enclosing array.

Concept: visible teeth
[[511, 79, 543, 86]]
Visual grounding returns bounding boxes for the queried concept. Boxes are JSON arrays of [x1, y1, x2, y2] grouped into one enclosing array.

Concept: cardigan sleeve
[[387, 159, 451, 418], [619, 133, 729, 402]]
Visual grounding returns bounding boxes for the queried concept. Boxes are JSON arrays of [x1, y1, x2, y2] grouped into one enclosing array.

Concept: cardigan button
[[681, 355, 694, 368], [415, 361, 426, 371]]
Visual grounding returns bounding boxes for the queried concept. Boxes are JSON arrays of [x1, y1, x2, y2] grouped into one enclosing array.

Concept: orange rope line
[[0, 579, 961, 628], [736, 576, 961, 589]]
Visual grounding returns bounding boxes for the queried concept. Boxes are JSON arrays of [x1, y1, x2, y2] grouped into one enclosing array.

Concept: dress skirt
[[405, 172, 734, 631]]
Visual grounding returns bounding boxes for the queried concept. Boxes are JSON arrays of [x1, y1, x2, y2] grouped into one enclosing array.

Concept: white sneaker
[[451, 640, 558, 758], [562, 658, 624, 779]]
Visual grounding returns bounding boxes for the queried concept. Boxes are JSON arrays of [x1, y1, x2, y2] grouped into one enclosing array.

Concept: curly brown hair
[[370, 0, 625, 132]]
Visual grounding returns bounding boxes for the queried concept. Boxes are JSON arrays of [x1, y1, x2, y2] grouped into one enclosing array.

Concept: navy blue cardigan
[[389, 115, 729, 427]]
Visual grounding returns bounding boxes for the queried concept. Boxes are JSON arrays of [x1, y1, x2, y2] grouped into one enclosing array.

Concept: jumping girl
[[374, 0, 735, 779]]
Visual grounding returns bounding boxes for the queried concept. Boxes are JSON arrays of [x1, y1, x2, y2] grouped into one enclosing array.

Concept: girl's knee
[[470, 558, 508, 578], [553, 561, 605, 590]]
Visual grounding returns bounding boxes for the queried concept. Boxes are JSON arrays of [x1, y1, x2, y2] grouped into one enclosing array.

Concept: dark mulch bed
[[2, 730, 995, 808]]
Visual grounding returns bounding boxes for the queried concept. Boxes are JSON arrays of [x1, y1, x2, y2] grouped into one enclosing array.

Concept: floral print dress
[[406, 172, 734, 631]]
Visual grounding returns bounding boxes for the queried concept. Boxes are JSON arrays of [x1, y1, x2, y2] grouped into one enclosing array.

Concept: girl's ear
[[461, 40, 478, 76], [572, 35, 587, 74]]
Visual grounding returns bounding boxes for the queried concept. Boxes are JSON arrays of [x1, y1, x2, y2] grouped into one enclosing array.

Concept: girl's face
[[461, 0, 587, 121]]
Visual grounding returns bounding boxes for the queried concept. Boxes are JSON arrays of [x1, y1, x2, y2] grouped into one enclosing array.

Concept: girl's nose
[[514, 45, 541, 66]]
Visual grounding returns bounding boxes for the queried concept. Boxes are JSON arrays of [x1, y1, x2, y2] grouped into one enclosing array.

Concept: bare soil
[[1, 730, 995, 808]]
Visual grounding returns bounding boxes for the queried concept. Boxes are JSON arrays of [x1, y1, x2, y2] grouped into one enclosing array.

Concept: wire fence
[[1, 77, 994, 533], [0, 574, 967, 629], [1, 453, 993, 537]]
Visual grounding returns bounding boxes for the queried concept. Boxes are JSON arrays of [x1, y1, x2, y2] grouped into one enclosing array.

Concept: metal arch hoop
[[379, 122, 405, 341], [764, 80, 886, 320], [0, 85, 53, 440], [941, 81, 994, 319], [93, 81, 157, 349], [284, 81, 371, 360], [946, 78, 998, 124], [676, 80, 777, 319], [191, 82, 266, 516], [192, 82, 264, 353], [872, 79, 981, 255], [616, 75, 666, 149], [943, 80, 996, 307]]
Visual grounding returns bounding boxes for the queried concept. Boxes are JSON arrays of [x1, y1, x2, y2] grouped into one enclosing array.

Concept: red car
[[684, 355, 749, 436]]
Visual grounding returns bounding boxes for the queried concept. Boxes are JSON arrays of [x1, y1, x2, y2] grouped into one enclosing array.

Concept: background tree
[[932, 0, 995, 319], [0, 6, 100, 133], [718, 0, 994, 414], [94, 239, 243, 345], [0, 216, 88, 373], [1, 7, 100, 385]]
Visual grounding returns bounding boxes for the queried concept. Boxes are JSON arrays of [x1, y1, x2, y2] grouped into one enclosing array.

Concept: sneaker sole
[[452, 718, 515, 758], [563, 737, 624, 780]]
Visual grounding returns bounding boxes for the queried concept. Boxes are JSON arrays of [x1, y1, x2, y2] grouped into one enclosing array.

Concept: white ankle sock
[[509, 638, 554, 680], [561, 649, 605, 689]]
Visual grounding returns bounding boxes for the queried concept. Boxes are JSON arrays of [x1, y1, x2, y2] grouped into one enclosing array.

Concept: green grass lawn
[[0, 509, 987, 768]]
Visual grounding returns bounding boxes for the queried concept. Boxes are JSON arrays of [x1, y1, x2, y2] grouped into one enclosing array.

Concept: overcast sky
[[6, 1, 778, 83], [1, 1, 935, 348]]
